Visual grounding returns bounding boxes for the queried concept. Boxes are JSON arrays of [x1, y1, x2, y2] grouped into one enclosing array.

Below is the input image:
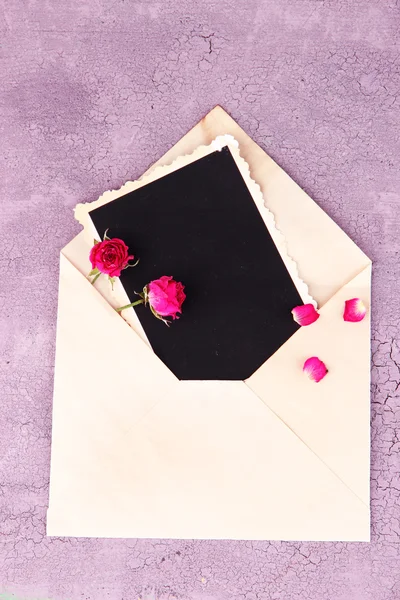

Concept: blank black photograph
[[89, 146, 302, 380]]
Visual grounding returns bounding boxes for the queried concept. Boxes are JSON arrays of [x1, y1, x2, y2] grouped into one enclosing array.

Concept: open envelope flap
[[246, 264, 371, 507], [150, 106, 371, 308], [48, 380, 369, 541], [70, 106, 370, 340], [48, 254, 178, 513], [72, 107, 370, 312]]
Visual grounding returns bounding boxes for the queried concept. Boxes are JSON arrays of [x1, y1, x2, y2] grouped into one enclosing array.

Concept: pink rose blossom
[[291, 304, 320, 326], [90, 238, 134, 278], [116, 275, 186, 326], [343, 298, 367, 322], [303, 357, 328, 383], [147, 276, 186, 320]]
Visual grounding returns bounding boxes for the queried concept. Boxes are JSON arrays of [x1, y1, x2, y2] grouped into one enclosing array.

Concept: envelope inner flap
[[89, 146, 302, 380]]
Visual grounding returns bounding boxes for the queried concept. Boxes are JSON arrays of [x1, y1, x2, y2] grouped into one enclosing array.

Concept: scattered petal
[[292, 304, 320, 326], [343, 298, 367, 322], [303, 357, 328, 383]]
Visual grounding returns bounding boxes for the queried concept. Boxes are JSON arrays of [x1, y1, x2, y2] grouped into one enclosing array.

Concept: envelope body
[[47, 107, 371, 541]]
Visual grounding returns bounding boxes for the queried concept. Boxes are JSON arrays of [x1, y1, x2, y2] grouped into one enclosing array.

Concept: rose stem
[[115, 299, 145, 312]]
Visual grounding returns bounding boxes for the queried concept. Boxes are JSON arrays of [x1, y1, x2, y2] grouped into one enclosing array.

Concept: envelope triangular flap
[[152, 106, 371, 308], [246, 264, 371, 506], [48, 254, 178, 512], [47, 380, 369, 540]]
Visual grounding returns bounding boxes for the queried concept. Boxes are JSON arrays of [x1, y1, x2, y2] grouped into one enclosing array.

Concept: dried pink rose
[[303, 357, 328, 383], [147, 276, 186, 321], [116, 276, 186, 326], [89, 237, 134, 278], [291, 304, 320, 326], [87, 229, 138, 288], [343, 298, 367, 322]]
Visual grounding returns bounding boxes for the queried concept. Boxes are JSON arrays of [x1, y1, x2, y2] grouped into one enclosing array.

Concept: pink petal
[[303, 357, 328, 383], [343, 298, 367, 322], [291, 304, 320, 326]]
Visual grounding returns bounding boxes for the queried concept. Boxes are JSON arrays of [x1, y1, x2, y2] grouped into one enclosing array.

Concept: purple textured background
[[1, 0, 400, 598]]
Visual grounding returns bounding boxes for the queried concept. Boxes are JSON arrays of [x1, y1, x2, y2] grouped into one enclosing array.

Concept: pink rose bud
[[343, 298, 367, 322], [89, 237, 135, 277], [116, 275, 186, 326], [303, 357, 328, 383], [146, 276, 186, 323], [291, 304, 320, 326]]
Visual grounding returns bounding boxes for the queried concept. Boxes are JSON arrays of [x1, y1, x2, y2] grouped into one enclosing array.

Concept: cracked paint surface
[[1, 0, 400, 598]]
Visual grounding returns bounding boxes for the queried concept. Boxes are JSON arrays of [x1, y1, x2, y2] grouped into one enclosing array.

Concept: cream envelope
[[47, 107, 371, 541]]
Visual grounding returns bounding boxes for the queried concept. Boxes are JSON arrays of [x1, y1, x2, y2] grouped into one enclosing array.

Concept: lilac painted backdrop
[[1, 0, 400, 599]]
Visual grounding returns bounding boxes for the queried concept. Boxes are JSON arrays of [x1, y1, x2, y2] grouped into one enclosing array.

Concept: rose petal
[[303, 357, 328, 383], [343, 298, 367, 322], [291, 304, 320, 326]]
